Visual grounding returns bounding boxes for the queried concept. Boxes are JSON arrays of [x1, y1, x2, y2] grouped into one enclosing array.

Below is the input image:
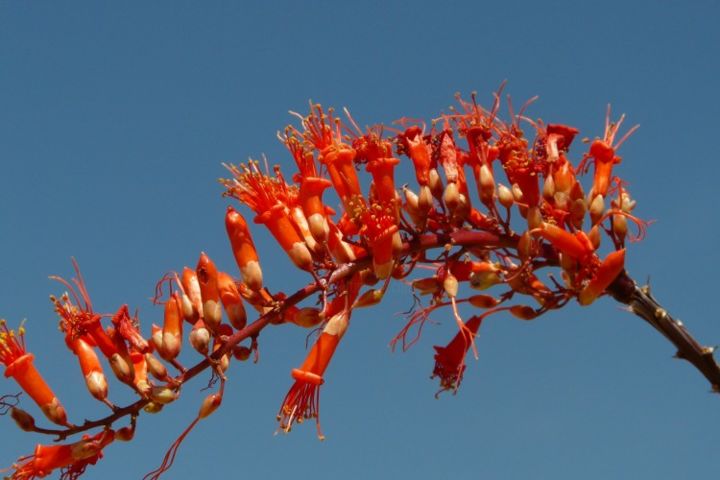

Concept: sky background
[[2, 1, 720, 479]]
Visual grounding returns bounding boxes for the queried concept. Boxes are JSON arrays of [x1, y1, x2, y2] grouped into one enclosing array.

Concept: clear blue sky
[[2, 1, 719, 479]]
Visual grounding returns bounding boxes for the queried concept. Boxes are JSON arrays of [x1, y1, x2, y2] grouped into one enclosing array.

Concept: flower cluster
[[1, 87, 650, 478]]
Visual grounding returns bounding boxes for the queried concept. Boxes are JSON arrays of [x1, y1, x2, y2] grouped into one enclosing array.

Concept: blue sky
[[1, 1, 719, 479]]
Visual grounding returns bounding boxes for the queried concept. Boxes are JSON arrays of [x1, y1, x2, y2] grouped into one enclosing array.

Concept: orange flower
[[397, 125, 434, 187], [432, 315, 484, 395], [196, 253, 222, 330], [50, 266, 119, 361], [1, 321, 69, 427], [180, 267, 203, 323], [223, 162, 313, 271], [282, 130, 334, 243], [278, 278, 360, 439], [299, 104, 366, 220], [580, 107, 639, 198], [161, 292, 184, 359], [66, 336, 109, 404], [578, 249, 626, 305], [217, 271, 247, 330], [225, 206, 263, 291], [9, 429, 114, 480], [360, 204, 399, 279]]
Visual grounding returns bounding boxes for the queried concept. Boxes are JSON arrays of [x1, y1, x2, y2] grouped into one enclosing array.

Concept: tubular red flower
[[223, 162, 313, 271], [298, 176, 333, 243], [578, 249, 626, 305], [217, 271, 247, 330], [1, 321, 70, 427], [278, 278, 360, 439], [161, 292, 183, 359], [299, 104, 366, 219], [50, 266, 119, 360], [579, 108, 639, 197], [180, 267, 203, 322], [397, 125, 434, 186], [432, 315, 483, 395], [196, 253, 222, 330], [66, 336, 108, 403], [10, 429, 114, 480], [225, 206, 263, 291], [360, 204, 400, 279], [111, 305, 149, 354]]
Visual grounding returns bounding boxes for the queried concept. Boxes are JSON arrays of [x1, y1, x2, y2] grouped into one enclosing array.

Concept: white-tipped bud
[[225, 302, 247, 331], [354, 289, 384, 308], [240, 260, 263, 292], [199, 393, 223, 419], [190, 326, 210, 355], [497, 183, 514, 208], [162, 332, 181, 359], [453, 193, 470, 222], [287, 242, 313, 271], [418, 185, 433, 212], [554, 191, 569, 211], [443, 273, 459, 298], [181, 294, 195, 322], [547, 137, 560, 163], [512, 183, 524, 202], [443, 182, 460, 211], [202, 300, 222, 330], [404, 187, 425, 228], [143, 402, 163, 414], [404, 185, 419, 210], [85, 371, 108, 401], [613, 214, 628, 241], [589, 194, 605, 225], [569, 198, 586, 230], [41, 398, 68, 427], [292, 307, 323, 328], [151, 327, 163, 353], [150, 386, 178, 405], [373, 258, 394, 280], [331, 237, 356, 263], [615, 192, 636, 212], [526, 206, 543, 231], [542, 175, 555, 199], [428, 168, 443, 198], [135, 379, 152, 397], [109, 353, 135, 385], [479, 164, 496, 203], [217, 352, 230, 374], [308, 213, 330, 243], [145, 353, 168, 380]]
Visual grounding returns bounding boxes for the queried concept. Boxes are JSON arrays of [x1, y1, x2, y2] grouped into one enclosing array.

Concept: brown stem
[[608, 270, 720, 391], [32, 231, 718, 441], [31, 229, 503, 439]]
